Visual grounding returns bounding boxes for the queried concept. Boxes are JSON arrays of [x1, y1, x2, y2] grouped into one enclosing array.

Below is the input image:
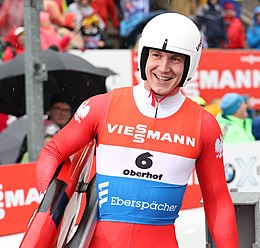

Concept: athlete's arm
[[195, 110, 238, 248], [36, 93, 111, 192]]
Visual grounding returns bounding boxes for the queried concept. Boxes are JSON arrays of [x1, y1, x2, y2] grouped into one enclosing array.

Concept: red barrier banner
[[132, 50, 260, 109], [0, 162, 201, 236], [0, 162, 40, 236]]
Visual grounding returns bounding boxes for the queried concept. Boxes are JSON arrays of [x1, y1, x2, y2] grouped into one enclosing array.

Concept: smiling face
[[144, 49, 186, 96]]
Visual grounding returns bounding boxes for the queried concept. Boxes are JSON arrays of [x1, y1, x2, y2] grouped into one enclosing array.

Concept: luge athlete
[[36, 13, 239, 247]]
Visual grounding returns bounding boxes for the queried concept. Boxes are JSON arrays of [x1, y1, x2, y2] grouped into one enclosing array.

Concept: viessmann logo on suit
[[107, 123, 196, 146]]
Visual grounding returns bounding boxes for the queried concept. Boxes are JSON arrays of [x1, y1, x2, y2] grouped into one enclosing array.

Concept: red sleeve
[[239, 21, 245, 48], [36, 92, 111, 192], [196, 110, 239, 247], [108, 0, 119, 28], [2, 46, 15, 62], [59, 34, 71, 51]]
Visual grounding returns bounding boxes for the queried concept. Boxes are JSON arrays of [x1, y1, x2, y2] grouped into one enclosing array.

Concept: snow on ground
[[0, 207, 205, 248]]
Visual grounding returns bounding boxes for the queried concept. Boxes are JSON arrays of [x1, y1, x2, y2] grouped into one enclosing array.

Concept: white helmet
[[137, 12, 202, 87]]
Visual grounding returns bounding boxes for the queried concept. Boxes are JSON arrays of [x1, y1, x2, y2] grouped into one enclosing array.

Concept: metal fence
[[205, 190, 260, 248]]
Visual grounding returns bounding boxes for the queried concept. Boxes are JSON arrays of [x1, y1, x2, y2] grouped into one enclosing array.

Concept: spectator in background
[[45, 95, 72, 129], [246, 6, 260, 49], [90, 0, 119, 30], [172, 0, 197, 17], [17, 95, 72, 163], [91, 0, 120, 48], [150, 0, 174, 12], [66, 0, 106, 48], [119, 0, 149, 39], [55, 0, 68, 14], [80, 13, 110, 49], [44, 0, 67, 27], [19, 123, 60, 163], [191, 96, 222, 117], [190, 96, 207, 107], [218, 0, 242, 18], [119, 0, 151, 48], [204, 98, 221, 116], [198, 0, 207, 5], [57, 12, 85, 50], [194, 0, 228, 48], [243, 94, 255, 119], [216, 93, 255, 143], [2, 26, 25, 61], [252, 115, 260, 140], [66, 0, 105, 30], [223, 2, 245, 49], [0, 0, 24, 37], [40, 11, 73, 51]]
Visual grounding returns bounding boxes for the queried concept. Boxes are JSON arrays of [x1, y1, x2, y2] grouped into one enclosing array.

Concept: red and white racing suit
[[36, 83, 238, 247]]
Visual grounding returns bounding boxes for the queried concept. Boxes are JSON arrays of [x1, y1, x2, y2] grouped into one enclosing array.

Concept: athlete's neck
[[133, 82, 185, 118]]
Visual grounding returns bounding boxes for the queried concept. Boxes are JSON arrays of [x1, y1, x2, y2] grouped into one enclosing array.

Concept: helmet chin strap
[[148, 87, 178, 108]]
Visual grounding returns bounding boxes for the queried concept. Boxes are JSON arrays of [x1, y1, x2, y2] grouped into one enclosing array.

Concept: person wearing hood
[[223, 2, 245, 49], [218, 0, 242, 18], [246, 6, 260, 49], [194, 0, 228, 48], [40, 11, 72, 51], [2, 26, 25, 62], [252, 115, 260, 140], [34, 13, 238, 247], [216, 93, 255, 144]]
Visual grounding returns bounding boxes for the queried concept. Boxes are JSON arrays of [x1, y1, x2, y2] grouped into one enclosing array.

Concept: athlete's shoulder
[[200, 108, 222, 144], [183, 97, 208, 118], [88, 86, 132, 103], [74, 87, 133, 121], [110, 86, 133, 94], [201, 108, 220, 126], [88, 91, 112, 103], [113, 86, 133, 91]]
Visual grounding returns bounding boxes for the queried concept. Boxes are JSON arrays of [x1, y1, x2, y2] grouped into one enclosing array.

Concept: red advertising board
[[0, 162, 40, 236], [132, 50, 260, 109], [0, 162, 201, 236]]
